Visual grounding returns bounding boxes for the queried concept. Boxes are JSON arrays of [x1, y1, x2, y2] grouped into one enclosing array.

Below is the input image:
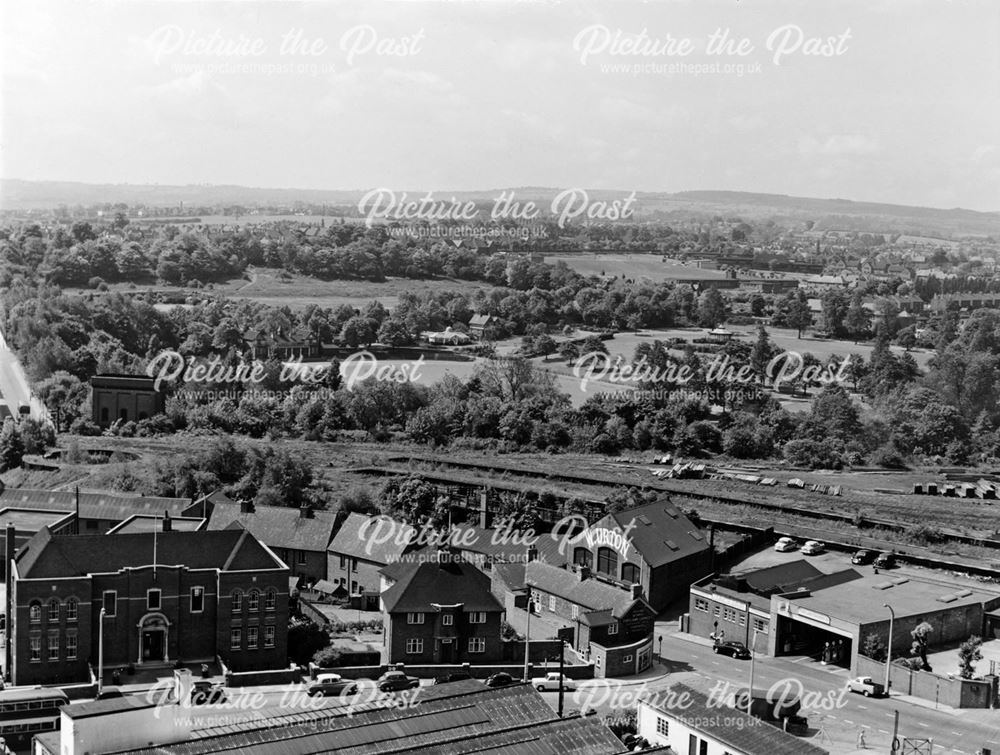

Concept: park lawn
[[545, 253, 727, 282]]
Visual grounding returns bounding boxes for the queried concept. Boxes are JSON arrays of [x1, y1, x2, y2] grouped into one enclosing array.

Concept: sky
[[1, 0, 999, 211]]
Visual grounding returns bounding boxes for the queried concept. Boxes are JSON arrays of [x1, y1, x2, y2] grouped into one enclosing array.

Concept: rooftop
[[329, 512, 415, 565], [207, 500, 338, 553], [0, 488, 195, 521], [381, 551, 503, 614], [525, 560, 649, 619], [108, 514, 206, 534], [604, 499, 710, 568]]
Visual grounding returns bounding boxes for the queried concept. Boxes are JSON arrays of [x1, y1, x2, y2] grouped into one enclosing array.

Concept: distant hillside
[[2, 179, 998, 238]]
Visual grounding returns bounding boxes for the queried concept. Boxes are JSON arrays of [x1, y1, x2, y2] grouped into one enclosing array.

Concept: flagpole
[[153, 514, 158, 581]]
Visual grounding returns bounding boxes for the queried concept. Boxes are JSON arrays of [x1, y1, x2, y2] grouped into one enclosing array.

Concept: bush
[[312, 645, 345, 668], [782, 438, 842, 469], [870, 443, 906, 469], [69, 418, 103, 436]]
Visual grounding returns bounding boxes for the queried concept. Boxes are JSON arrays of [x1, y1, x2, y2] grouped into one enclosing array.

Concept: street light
[[883, 603, 895, 694], [97, 607, 106, 696], [747, 628, 761, 715], [522, 584, 532, 683]]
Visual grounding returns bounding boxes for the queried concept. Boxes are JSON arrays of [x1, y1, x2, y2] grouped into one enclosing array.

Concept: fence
[[856, 654, 996, 709]]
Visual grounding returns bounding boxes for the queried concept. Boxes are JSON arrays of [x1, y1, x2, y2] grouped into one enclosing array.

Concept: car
[[433, 671, 472, 685], [377, 671, 420, 692], [531, 672, 576, 692], [851, 549, 876, 565], [713, 641, 751, 659], [800, 540, 825, 555], [874, 551, 897, 569], [774, 537, 798, 552], [95, 687, 124, 701], [315, 673, 343, 684], [306, 679, 358, 697], [190, 681, 227, 705], [485, 672, 516, 688], [847, 676, 886, 697]]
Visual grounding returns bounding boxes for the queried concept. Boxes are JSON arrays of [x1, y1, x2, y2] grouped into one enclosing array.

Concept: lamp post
[[658, 635, 663, 665], [522, 585, 532, 683], [97, 607, 106, 696], [747, 628, 761, 715], [883, 603, 895, 694]]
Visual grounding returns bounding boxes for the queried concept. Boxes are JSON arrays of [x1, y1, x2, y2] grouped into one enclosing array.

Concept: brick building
[[90, 375, 165, 428], [6, 523, 289, 685], [328, 513, 415, 610], [380, 551, 504, 665]]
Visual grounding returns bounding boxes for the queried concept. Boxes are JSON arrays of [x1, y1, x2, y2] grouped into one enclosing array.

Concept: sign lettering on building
[[583, 525, 635, 559]]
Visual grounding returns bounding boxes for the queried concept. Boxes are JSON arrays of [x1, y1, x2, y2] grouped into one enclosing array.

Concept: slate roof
[[0, 488, 195, 521], [525, 561, 650, 619], [606, 499, 710, 568], [381, 552, 503, 614], [739, 559, 825, 594], [207, 501, 338, 553], [328, 513, 415, 565], [15, 524, 284, 579], [450, 525, 569, 566], [642, 682, 829, 755], [115, 680, 625, 755]]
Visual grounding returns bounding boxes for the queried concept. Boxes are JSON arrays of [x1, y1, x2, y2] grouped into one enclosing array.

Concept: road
[[0, 324, 34, 419], [534, 633, 1000, 755]]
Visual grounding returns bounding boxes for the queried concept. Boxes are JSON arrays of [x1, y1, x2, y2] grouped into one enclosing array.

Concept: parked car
[[485, 672, 516, 688], [190, 681, 228, 705], [433, 671, 472, 685], [306, 679, 358, 697], [377, 671, 420, 692], [874, 552, 897, 569], [713, 641, 751, 660], [315, 673, 343, 684], [774, 537, 798, 552], [95, 687, 124, 701], [800, 540, 826, 555], [847, 676, 886, 697], [531, 672, 576, 692], [851, 549, 876, 565]]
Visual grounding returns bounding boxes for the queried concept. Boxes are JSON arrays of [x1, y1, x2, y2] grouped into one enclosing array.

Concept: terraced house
[[5, 523, 289, 686]]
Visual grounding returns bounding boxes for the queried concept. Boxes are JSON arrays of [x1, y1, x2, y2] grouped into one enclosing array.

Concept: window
[[264, 625, 275, 648], [265, 589, 276, 610], [608, 621, 618, 635], [231, 590, 243, 611], [103, 591, 117, 617], [752, 618, 769, 634], [339, 555, 347, 569], [596, 547, 618, 577], [147, 589, 161, 611], [190, 587, 204, 613], [66, 634, 77, 660], [297, 551, 307, 565], [405, 639, 423, 654], [48, 631, 59, 661], [442, 614, 454, 626], [353, 558, 359, 570], [694, 598, 709, 613], [573, 548, 593, 568], [656, 717, 669, 736], [468, 637, 486, 653], [699, 739, 708, 755], [621, 563, 640, 584], [247, 590, 260, 612], [713, 604, 721, 617], [469, 612, 486, 624], [66, 598, 78, 622], [100, 407, 109, 423], [738, 613, 746, 627], [47, 599, 60, 622], [29, 636, 41, 662], [247, 626, 259, 650], [624, 654, 633, 663], [29, 602, 41, 624], [571, 604, 579, 620], [407, 612, 425, 625], [230, 628, 242, 651], [351, 581, 358, 594], [548, 596, 556, 612]]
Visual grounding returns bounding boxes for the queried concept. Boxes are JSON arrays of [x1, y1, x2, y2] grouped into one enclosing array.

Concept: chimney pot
[[163, 510, 172, 532], [577, 564, 590, 581], [300, 504, 313, 519], [631, 583, 644, 600], [240, 498, 255, 515]]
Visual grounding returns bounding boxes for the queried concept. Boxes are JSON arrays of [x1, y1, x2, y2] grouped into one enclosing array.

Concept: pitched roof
[[15, 524, 284, 579], [642, 683, 829, 755], [207, 501, 337, 553], [739, 560, 825, 594], [0, 488, 195, 521], [381, 552, 503, 614], [328, 513, 415, 565], [606, 499, 710, 568], [449, 525, 569, 566], [525, 561, 650, 619]]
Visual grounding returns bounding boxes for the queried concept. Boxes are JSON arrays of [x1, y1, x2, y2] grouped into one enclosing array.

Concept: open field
[[544, 253, 728, 282]]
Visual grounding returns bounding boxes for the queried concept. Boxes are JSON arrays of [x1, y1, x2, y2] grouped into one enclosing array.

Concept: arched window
[[265, 589, 276, 611], [29, 601, 42, 624], [247, 589, 260, 612], [66, 598, 79, 622], [573, 548, 593, 568], [621, 563, 640, 584], [596, 547, 618, 577], [47, 598, 60, 622], [231, 590, 243, 612]]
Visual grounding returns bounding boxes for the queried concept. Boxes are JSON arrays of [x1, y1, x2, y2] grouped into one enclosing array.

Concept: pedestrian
[[857, 728, 867, 749]]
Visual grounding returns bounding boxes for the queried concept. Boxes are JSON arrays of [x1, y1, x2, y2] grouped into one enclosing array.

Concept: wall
[[638, 700, 737, 755], [226, 667, 302, 687], [858, 603, 987, 665], [63, 702, 191, 753], [326, 661, 595, 681], [384, 609, 504, 665], [218, 569, 289, 672], [856, 654, 995, 709], [326, 553, 383, 596]]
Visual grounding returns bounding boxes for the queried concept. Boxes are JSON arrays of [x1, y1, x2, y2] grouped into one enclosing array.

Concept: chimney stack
[[631, 583, 644, 600], [300, 503, 313, 519], [163, 510, 172, 532], [525, 546, 538, 563], [240, 498, 255, 515], [576, 564, 591, 582]]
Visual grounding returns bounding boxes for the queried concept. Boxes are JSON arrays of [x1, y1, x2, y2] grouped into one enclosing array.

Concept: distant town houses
[[328, 512, 416, 609]]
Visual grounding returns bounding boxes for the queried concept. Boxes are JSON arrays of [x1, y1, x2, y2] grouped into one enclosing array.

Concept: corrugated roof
[[0, 488, 194, 521], [208, 501, 337, 553], [15, 524, 284, 578]]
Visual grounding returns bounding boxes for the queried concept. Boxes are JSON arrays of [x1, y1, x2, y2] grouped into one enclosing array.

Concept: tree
[[287, 620, 329, 666], [786, 292, 813, 338], [697, 288, 727, 329], [845, 294, 871, 342], [749, 294, 766, 317], [0, 420, 25, 472], [910, 621, 933, 671], [957, 635, 983, 680], [36, 371, 88, 432], [381, 475, 450, 527], [749, 324, 773, 384], [862, 633, 886, 662], [534, 334, 557, 361], [820, 289, 849, 336]]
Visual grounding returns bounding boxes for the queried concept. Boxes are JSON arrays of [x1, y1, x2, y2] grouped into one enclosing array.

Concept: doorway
[[142, 629, 165, 661]]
